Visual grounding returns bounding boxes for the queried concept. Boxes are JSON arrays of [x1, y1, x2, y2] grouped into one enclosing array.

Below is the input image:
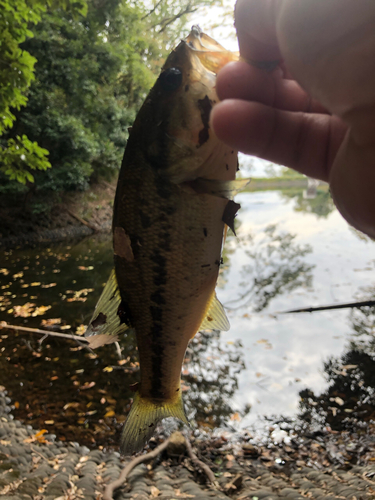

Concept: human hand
[[211, 0, 375, 238]]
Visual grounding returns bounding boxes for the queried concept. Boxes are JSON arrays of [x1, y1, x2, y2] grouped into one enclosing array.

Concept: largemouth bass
[[86, 26, 247, 454]]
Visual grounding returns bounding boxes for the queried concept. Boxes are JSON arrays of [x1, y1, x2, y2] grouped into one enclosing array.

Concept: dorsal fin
[[85, 268, 129, 348], [199, 293, 229, 331]]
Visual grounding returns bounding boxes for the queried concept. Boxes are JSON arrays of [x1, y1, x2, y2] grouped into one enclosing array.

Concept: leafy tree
[[1, 0, 224, 192], [0, 0, 87, 183]]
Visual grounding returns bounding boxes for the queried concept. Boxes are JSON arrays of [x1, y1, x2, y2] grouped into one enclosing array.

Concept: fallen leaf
[[78, 266, 94, 271], [76, 324, 87, 336], [87, 334, 119, 349], [32, 305, 52, 317], [24, 429, 48, 444], [41, 318, 61, 326], [45, 420, 54, 425], [80, 381, 96, 390], [151, 486, 160, 497], [13, 302, 35, 318], [104, 410, 115, 418]]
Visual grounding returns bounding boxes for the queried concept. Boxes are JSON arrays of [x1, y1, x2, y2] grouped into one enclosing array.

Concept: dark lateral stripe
[[149, 218, 172, 397]]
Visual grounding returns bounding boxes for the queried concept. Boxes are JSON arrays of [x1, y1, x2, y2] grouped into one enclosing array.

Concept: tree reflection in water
[[182, 330, 248, 429], [226, 224, 314, 312], [299, 287, 375, 431], [281, 186, 335, 218]]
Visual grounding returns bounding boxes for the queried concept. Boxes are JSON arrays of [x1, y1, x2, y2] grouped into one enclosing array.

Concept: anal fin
[[199, 293, 230, 332], [85, 268, 129, 348]]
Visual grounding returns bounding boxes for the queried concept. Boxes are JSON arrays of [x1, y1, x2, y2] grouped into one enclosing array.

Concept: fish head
[[132, 26, 239, 183]]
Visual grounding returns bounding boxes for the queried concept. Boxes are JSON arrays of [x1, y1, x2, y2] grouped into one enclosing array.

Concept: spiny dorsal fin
[[188, 177, 251, 200], [85, 268, 129, 348], [200, 293, 230, 331]]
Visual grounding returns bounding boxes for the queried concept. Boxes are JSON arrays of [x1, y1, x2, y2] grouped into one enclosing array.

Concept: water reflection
[[226, 224, 314, 312], [281, 185, 335, 218], [299, 292, 375, 431], [1, 188, 375, 445], [183, 330, 248, 428]]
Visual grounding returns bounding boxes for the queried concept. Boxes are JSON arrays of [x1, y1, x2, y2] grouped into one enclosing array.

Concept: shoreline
[[0, 178, 318, 250], [1, 386, 375, 499]]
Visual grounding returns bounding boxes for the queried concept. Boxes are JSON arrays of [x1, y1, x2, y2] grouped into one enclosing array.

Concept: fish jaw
[[128, 27, 239, 184]]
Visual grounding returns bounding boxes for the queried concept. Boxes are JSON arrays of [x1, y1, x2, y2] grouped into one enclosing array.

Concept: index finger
[[235, 0, 282, 63]]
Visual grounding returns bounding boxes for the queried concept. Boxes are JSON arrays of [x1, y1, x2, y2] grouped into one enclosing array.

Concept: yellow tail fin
[[120, 391, 188, 455]]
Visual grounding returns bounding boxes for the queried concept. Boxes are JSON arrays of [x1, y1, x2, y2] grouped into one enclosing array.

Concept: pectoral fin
[[199, 293, 230, 331], [222, 200, 241, 236], [85, 268, 129, 348], [188, 177, 250, 200]]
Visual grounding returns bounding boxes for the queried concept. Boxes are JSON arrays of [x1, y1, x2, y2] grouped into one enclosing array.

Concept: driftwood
[[0, 321, 89, 343], [66, 209, 99, 232], [279, 299, 375, 314]]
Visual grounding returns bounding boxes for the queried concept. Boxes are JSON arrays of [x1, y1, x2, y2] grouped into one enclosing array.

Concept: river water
[[1, 183, 375, 447]]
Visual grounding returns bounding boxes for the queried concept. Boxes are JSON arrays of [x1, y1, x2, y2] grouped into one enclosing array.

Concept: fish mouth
[[184, 25, 239, 73]]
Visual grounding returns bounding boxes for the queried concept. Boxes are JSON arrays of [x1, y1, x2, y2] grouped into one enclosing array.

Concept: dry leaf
[[80, 381, 96, 390], [151, 486, 160, 497], [87, 334, 119, 349], [41, 318, 61, 326]]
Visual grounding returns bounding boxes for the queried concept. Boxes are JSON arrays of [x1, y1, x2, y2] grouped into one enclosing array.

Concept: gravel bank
[[0, 389, 375, 500]]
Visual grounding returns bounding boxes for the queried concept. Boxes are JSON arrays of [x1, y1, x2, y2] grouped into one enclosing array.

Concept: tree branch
[[184, 435, 218, 488], [103, 436, 172, 500], [141, 0, 163, 20], [0, 321, 89, 342]]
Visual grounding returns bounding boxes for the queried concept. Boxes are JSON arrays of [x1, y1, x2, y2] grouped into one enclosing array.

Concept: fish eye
[[159, 68, 182, 92]]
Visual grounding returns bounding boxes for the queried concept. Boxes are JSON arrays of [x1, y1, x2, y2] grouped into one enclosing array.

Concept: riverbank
[[1, 385, 375, 500], [0, 177, 317, 250], [0, 181, 115, 249]]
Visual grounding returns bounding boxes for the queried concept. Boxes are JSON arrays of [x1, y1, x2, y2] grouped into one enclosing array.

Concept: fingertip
[[235, 0, 282, 62], [211, 99, 270, 155]]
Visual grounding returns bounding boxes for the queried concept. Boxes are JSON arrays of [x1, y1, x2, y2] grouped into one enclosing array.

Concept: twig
[[184, 436, 218, 488], [0, 322, 89, 343], [30, 446, 49, 461], [66, 209, 99, 232], [100, 180, 116, 192], [114, 341, 122, 359], [278, 299, 375, 314], [103, 436, 172, 500]]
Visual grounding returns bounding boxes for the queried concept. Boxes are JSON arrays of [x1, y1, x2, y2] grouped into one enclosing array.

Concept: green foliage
[[1, 0, 226, 192], [0, 0, 87, 184], [0, 134, 51, 184]]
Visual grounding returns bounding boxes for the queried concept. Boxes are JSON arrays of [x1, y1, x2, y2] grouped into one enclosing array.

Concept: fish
[[85, 26, 248, 454]]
